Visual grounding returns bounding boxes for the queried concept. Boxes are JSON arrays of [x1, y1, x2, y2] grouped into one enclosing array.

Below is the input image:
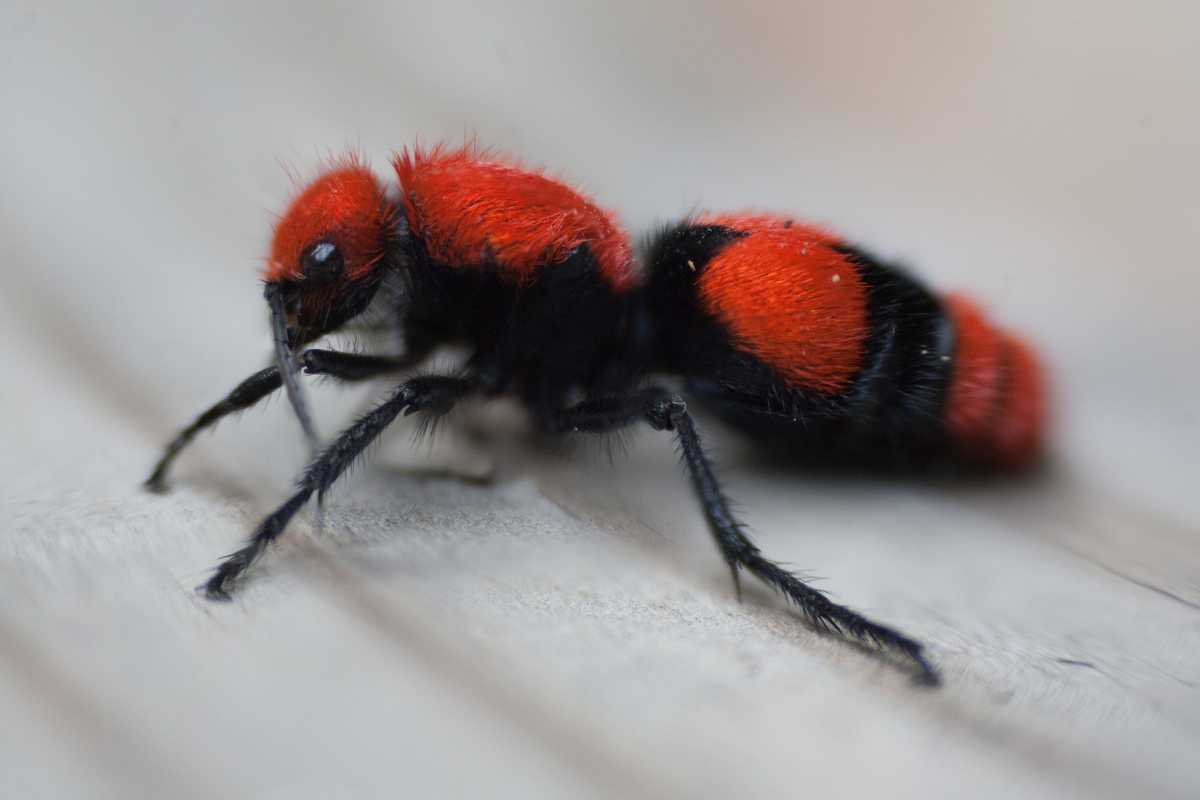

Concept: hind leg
[[546, 387, 939, 686]]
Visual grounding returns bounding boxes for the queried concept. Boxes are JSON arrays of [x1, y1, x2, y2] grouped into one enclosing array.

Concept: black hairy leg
[[145, 349, 420, 492], [203, 374, 476, 600], [548, 388, 940, 686]]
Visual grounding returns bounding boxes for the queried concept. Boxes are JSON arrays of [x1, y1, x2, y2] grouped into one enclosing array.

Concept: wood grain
[[3, 3, 1198, 798]]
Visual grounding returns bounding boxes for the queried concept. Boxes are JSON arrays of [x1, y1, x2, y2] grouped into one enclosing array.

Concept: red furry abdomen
[[944, 294, 1047, 467], [696, 214, 869, 395], [393, 145, 636, 291]]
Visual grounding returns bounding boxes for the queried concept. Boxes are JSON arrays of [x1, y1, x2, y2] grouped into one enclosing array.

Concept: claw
[[143, 475, 169, 494], [909, 649, 941, 687], [313, 493, 327, 538], [200, 578, 233, 602], [729, 562, 743, 602]]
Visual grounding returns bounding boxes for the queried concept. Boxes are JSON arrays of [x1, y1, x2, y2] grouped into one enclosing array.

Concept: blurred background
[[2, 2, 1197, 798]]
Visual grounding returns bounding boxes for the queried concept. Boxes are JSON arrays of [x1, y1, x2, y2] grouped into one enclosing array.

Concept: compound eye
[[302, 240, 344, 284]]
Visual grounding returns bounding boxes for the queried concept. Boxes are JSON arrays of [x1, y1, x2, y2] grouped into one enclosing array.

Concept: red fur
[[696, 214, 868, 394], [266, 159, 390, 282], [990, 335, 1046, 467], [393, 144, 636, 291], [943, 296, 1006, 453], [944, 294, 1046, 466]]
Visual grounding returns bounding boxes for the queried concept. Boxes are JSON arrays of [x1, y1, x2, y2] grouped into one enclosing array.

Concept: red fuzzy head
[[258, 159, 398, 453], [263, 160, 396, 347], [266, 160, 392, 284]]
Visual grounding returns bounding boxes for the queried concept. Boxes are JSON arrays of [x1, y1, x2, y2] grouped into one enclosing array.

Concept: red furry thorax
[[393, 144, 636, 291]]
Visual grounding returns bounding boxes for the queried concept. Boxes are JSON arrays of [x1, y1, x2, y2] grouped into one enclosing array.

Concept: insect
[[146, 145, 1046, 686]]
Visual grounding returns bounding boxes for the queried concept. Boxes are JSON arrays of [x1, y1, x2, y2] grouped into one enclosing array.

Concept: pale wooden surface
[[3, 2, 1199, 798]]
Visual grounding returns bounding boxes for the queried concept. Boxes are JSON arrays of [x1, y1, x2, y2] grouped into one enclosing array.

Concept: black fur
[[204, 374, 477, 599], [144, 350, 417, 492], [145, 365, 283, 493], [547, 387, 937, 685], [837, 244, 955, 464], [149, 211, 950, 685], [645, 225, 957, 469]]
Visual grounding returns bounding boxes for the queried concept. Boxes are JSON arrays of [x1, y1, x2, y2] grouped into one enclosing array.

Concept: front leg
[[145, 348, 423, 492], [547, 388, 940, 686], [204, 374, 476, 599]]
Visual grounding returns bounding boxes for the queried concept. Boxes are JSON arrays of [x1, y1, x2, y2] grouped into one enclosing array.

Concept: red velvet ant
[[147, 145, 1047, 686]]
